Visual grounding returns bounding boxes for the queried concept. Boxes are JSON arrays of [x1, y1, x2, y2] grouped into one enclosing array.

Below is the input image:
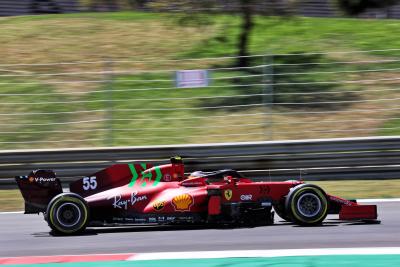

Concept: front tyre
[[285, 184, 328, 226], [46, 193, 89, 235]]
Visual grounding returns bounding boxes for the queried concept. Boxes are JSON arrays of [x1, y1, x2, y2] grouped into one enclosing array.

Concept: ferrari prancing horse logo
[[224, 189, 233, 200]]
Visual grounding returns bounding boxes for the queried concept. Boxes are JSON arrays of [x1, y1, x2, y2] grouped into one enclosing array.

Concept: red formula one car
[[15, 156, 378, 235]]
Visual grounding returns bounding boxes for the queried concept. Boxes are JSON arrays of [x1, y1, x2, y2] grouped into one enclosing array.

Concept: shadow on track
[[32, 219, 379, 237], [41, 223, 279, 237]]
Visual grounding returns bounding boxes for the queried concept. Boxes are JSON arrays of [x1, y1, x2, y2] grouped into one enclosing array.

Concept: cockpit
[[189, 169, 243, 180], [152, 156, 247, 184]]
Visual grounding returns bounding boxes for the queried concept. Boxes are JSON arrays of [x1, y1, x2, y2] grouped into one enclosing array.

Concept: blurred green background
[[2, 10, 400, 149]]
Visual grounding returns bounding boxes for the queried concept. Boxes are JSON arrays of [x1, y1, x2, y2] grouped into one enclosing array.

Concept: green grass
[[1, 179, 399, 211], [3, 12, 400, 66], [3, 12, 400, 63], [313, 179, 400, 199], [182, 15, 400, 58], [378, 117, 400, 135], [2, 12, 400, 149], [0, 190, 24, 212]]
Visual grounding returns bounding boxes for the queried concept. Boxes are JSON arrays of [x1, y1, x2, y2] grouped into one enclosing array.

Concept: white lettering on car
[[240, 194, 253, 201], [108, 192, 148, 210], [34, 177, 56, 182], [82, 176, 97, 191], [131, 191, 147, 205]]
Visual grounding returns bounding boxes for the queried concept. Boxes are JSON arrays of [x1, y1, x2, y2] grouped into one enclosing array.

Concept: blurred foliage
[[148, 0, 216, 11], [80, 0, 148, 10], [78, 0, 400, 17], [336, 0, 400, 15], [148, 0, 217, 26], [144, 0, 297, 66]]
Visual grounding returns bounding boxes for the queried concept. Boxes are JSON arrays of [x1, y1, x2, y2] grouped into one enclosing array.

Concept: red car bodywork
[[16, 158, 378, 234]]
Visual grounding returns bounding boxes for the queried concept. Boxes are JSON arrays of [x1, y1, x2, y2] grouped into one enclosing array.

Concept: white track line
[[1, 248, 399, 264], [358, 198, 400, 203], [129, 247, 400, 261], [0, 211, 23, 215]]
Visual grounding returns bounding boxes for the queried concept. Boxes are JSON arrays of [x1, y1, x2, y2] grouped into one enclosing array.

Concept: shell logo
[[172, 193, 194, 212], [28, 176, 34, 183]]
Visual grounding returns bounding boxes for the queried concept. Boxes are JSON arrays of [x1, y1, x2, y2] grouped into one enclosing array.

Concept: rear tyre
[[46, 193, 89, 235], [273, 203, 291, 222], [285, 184, 328, 226]]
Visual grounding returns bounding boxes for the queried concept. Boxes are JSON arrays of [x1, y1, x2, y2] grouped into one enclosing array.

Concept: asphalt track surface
[[0, 201, 398, 257]]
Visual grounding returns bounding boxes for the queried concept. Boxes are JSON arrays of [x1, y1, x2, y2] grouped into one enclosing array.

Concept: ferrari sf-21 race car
[[15, 156, 379, 235]]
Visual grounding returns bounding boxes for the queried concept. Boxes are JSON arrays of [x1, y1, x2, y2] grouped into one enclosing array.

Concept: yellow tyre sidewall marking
[[49, 196, 88, 234], [290, 187, 328, 224]]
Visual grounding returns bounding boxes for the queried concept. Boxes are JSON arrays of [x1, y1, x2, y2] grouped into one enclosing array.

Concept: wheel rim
[[56, 203, 82, 228], [296, 193, 322, 217]]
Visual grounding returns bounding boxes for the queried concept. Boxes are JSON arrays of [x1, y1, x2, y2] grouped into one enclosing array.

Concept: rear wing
[[15, 170, 62, 214]]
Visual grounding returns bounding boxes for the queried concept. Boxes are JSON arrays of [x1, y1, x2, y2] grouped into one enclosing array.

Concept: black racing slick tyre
[[46, 193, 89, 235], [285, 184, 328, 226], [273, 200, 292, 222]]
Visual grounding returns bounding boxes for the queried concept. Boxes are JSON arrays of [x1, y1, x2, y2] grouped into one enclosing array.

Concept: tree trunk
[[237, 0, 254, 67]]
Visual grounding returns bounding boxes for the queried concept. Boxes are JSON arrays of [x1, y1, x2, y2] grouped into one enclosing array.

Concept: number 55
[[83, 176, 97, 190]]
